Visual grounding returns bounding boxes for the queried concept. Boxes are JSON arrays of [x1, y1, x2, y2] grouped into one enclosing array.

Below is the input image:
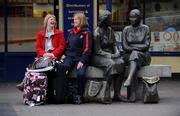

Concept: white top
[[45, 31, 54, 52]]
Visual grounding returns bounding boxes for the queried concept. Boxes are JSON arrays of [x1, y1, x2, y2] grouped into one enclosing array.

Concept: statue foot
[[113, 94, 128, 102], [128, 91, 136, 103], [124, 79, 131, 87]]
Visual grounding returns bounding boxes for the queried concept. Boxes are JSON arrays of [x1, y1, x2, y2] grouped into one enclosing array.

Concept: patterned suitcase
[[23, 72, 47, 106]]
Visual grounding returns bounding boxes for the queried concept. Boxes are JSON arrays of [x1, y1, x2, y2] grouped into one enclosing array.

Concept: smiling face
[[73, 15, 81, 27], [47, 16, 56, 28]]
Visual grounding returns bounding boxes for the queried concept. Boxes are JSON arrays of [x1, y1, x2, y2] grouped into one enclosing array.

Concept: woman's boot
[[16, 81, 24, 91], [74, 77, 86, 104]]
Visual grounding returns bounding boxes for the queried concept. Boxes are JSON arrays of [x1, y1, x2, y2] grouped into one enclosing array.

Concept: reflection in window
[[98, 0, 142, 31], [0, 0, 54, 52], [145, 0, 180, 52], [145, 0, 180, 32]]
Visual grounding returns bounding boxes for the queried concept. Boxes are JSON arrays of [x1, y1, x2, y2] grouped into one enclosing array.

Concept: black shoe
[[73, 95, 83, 104], [113, 95, 128, 102], [113, 95, 121, 101], [102, 99, 112, 104], [16, 82, 24, 91]]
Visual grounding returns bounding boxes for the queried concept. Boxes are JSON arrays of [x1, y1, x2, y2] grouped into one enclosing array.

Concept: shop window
[[98, 0, 143, 31], [145, 0, 180, 52], [6, 0, 54, 52], [99, 0, 129, 31]]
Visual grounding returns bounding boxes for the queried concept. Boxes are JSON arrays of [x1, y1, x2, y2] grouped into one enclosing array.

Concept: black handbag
[[84, 80, 112, 104], [142, 76, 160, 103]]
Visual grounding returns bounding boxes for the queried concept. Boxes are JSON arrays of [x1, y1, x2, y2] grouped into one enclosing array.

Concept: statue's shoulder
[[94, 27, 102, 36], [141, 24, 150, 30], [123, 25, 131, 32]]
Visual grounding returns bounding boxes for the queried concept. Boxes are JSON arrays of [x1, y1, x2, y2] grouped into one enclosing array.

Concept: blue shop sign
[[63, 0, 94, 39]]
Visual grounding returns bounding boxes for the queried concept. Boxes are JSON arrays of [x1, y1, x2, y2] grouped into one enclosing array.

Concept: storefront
[[0, 0, 55, 81], [97, 0, 180, 73], [0, 0, 180, 82]]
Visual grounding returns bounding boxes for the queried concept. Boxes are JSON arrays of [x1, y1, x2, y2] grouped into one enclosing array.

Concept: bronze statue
[[93, 10, 125, 101], [122, 9, 151, 102]]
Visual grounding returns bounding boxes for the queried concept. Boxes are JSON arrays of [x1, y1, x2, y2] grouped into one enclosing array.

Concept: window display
[[0, 0, 54, 52], [145, 0, 180, 52]]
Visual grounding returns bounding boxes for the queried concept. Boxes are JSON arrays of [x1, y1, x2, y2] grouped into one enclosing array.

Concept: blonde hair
[[74, 12, 88, 28], [43, 14, 57, 29]]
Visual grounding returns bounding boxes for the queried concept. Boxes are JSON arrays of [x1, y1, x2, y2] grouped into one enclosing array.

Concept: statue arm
[[112, 32, 120, 58], [131, 27, 151, 52], [122, 28, 134, 52], [94, 29, 112, 58]]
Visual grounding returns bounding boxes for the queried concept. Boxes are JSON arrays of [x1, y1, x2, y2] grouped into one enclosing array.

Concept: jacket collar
[[71, 26, 89, 35], [73, 26, 81, 34], [39, 29, 59, 37]]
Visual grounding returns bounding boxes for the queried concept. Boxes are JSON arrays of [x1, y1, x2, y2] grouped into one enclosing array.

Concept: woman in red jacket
[[36, 14, 65, 59], [17, 14, 65, 90]]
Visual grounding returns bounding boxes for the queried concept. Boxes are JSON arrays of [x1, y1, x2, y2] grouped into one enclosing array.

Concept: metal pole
[[54, 0, 59, 28], [143, 0, 145, 24], [97, 0, 99, 21], [3, 0, 8, 82], [106, 0, 112, 12], [3, 0, 8, 52]]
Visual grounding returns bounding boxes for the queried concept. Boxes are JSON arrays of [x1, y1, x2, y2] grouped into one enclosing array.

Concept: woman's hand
[[43, 53, 54, 58], [77, 61, 84, 70], [61, 55, 66, 60]]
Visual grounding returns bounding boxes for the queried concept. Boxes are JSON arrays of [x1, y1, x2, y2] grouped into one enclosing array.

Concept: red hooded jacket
[[36, 29, 65, 59]]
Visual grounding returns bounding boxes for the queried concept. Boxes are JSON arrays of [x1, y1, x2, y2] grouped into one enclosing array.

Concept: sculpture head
[[129, 9, 141, 27], [98, 10, 112, 28]]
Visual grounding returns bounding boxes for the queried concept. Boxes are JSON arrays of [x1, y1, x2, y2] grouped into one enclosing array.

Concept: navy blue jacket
[[65, 27, 92, 64]]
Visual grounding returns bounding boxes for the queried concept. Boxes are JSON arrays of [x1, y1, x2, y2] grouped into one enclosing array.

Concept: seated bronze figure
[[93, 10, 125, 101], [122, 9, 151, 102]]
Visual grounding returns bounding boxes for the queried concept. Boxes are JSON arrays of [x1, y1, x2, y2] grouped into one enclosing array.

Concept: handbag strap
[[142, 76, 160, 84]]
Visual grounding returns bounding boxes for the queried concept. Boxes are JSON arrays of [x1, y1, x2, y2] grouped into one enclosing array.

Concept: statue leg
[[103, 76, 113, 104], [124, 61, 137, 87], [113, 74, 126, 101], [127, 76, 137, 102]]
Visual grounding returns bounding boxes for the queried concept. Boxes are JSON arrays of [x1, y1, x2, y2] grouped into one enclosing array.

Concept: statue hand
[[105, 54, 112, 58], [111, 53, 120, 58]]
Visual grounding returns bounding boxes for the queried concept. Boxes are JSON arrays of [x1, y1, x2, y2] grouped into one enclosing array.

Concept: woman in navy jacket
[[61, 12, 92, 104]]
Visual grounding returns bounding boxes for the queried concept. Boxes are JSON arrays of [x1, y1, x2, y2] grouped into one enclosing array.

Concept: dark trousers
[[63, 56, 87, 96]]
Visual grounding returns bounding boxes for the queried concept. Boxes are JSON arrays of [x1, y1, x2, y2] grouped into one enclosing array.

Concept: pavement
[[0, 78, 180, 116]]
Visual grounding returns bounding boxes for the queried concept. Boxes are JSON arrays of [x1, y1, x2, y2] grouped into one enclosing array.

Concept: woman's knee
[[77, 71, 86, 78], [77, 66, 87, 78]]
